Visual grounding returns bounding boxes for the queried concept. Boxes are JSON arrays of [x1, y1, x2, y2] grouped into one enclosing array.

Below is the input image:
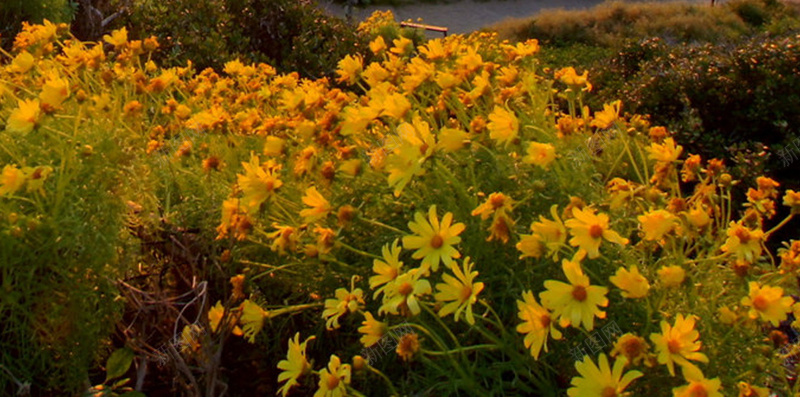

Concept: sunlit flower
[[240, 299, 270, 343], [6, 99, 41, 134], [486, 211, 514, 243], [390, 36, 413, 56], [555, 66, 591, 90], [565, 206, 629, 259], [740, 281, 793, 326], [529, 205, 568, 259], [322, 287, 365, 330], [369, 36, 387, 54], [590, 100, 621, 129], [237, 155, 283, 213], [737, 382, 770, 397], [638, 209, 678, 241], [0, 165, 27, 197], [402, 205, 465, 273], [267, 224, 298, 255], [471, 192, 513, 220], [7, 51, 34, 74], [657, 265, 686, 288], [685, 206, 711, 229], [208, 301, 243, 336], [567, 354, 642, 397], [358, 312, 387, 347], [487, 106, 519, 148], [610, 266, 650, 299], [103, 27, 128, 48], [610, 333, 650, 366], [434, 258, 484, 325], [517, 290, 562, 359], [540, 258, 608, 331], [315, 355, 351, 397], [721, 221, 764, 263], [300, 186, 332, 223], [370, 239, 404, 299], [336, 54, 363, 85], [650, 314, 708, 376], [672, 368, 722, 397], [379, 268, 431, 316], [523, 142, 557, 169], [783, 189, 800, 214], [39, 75, 69, 111], [648, 137, 683, 163], [277, 332, 316, 397]]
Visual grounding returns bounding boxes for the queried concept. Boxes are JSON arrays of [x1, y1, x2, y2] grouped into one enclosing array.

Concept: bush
[[0, 0, 75, 51]]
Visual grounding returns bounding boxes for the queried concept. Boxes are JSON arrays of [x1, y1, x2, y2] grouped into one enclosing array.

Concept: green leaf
[[105, 347, 134, 382]]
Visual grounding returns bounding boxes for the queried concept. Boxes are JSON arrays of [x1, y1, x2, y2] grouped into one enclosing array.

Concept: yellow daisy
[[6, 99, 41, 134], [540, 258, 609, 331], [358, 312, 387, 348], [487, 106, 519, 149], [523, 142, 556, 170], [379, 268, 431, 316], [314, 355, 351, 397], [516, 290, 562, 360], [402, 205, 466, 273], [565, 206, 629, 259], [369, 239, 404, 299], [434, 258, 484, 325], [650, 314, 708, 376], [740, 281, 793, 326], [609, 266, 650, 299], [300, 186, 333, 223], [322, 287, 365, 330], [638, 209, 678, 241], [721, 221, 764, 263], [277, 332, 315, 397], [567, 354, 643, 397]]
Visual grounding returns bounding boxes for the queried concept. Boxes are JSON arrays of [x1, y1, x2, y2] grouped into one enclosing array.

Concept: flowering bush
[[2, 14, 800, 396]]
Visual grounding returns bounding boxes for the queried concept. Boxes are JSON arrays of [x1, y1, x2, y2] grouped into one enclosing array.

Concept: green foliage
[[123, 0, 367, 78]]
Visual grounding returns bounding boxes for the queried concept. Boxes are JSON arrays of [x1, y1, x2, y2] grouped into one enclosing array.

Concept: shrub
[[0, 0, 75, 51]]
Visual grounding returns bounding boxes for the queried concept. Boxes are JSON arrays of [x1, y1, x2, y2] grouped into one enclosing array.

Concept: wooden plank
[[399, 21, 448, 36]]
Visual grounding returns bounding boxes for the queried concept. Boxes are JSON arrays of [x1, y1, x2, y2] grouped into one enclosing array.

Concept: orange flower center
[[601, 387, 618, 397], [265, 179, 275, 192], [623, 338, 645, 358], [326, 374, 340, 391], [752, 295, 769, 312], [490, 194, 506, 209], [540, 314, 551, 328], [589, 224, 604, 239], [667, 338, 682, 354], [398, 282, 414, 296], [735, 228, 751, 244], [687, 384, 708, 397], [431, 234, 444, 249], [459, 285, 473, 301], [571, 285, 587, 302]]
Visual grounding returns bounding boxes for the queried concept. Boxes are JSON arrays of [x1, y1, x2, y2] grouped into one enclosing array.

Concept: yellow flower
[[740, 281, 793, 326], [336, 54, 363, 85], [657, 265, 686, 288], [240, 299, 270, 343], [555, 67, 591, 90], [437, 127, 469, 152], [358, 312, 387, 347], [434, 258, 484, 325], [638, 209, 678, 241], [565, 206, 629, 259], [322, 287, 365, 330], [0, 165, 27, 196], [610, 333, 650, 366], [516, 290, 562, 359], [300, 186, 332, 223], [717, 306, 739, 325], [685, 206, 711, 229], [471, 192, 513, 220], [390, 36, 413, 56], [379, 268, 431, 316], [567, 354, 643, 397], [6, 99, 41, 134], [672, 368, 722, 397], [540, 258, 608, 331], [610, 266, 650, 299], [369, 36, 387, 54], [39, 75, 70, 111], [516, 233, 543, 259], [523, 142, 556, 169], [648, 137, 683, 163], [529, 205, 568, 259], [487, 106, 519, 148], [402, 205, 466, 273], [783, 189, 800, 214], [650, 314, 708, 376], [237, 155, 283, 212], [590, 100, 621, 129], [737, 382, 770, 397], [314, 355, 351, 397], [103, 27, 128, 48], [8, 51, 34, 74], [22, 165, 52, 194], [721, 221, 764, 263], [362, 62, 390, 87], [370, 239, 404, 298], [208, 301, 243, 336], [278, 333, 315, 397], [396, 332, 420, 362], [267, 224, 298, 255]]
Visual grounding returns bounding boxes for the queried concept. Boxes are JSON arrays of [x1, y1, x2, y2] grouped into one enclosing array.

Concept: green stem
[[367, 366, 400, 396], [421, 344, 499, 356]]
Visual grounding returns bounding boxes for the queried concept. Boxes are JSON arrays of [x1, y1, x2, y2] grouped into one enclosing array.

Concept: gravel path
[[319, 0, 609, 35]]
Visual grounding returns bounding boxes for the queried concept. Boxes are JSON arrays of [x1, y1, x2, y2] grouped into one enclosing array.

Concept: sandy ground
[[319, 0, 610, 35]]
